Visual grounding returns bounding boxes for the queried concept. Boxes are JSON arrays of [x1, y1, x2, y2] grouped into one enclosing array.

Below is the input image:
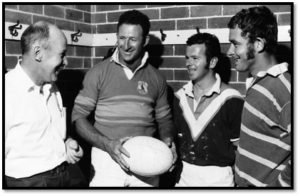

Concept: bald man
[[5, 21, 87, 187]]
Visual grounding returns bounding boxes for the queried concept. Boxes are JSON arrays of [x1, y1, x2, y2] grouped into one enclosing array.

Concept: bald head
[[20, 21, 66, 55], [19, 21, 68, 85]]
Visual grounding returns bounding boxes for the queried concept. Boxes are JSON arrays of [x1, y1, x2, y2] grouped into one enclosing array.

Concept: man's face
[[227, 27, 255, 73], [185, 44, 210, 83], [41, 27, 67, 83], [117, 24, 147, 67]]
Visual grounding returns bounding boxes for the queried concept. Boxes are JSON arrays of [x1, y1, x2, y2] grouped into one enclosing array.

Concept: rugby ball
[[122, 136, 173, 177]]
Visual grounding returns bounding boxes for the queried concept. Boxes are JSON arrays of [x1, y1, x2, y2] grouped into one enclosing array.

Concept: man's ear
[[209, 57, 218, 69], [254, 38, 266, 53], [143, 35, 150, 47], [33, 45, 42, 62]]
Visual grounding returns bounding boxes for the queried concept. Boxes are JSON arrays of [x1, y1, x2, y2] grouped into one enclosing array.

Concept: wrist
[[163, 136, 173, 143]]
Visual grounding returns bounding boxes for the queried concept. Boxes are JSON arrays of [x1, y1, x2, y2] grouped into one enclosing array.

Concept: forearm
[[158, 121, 178, 170], [74, 117, 110, 152], [158, 121, 176, 142]]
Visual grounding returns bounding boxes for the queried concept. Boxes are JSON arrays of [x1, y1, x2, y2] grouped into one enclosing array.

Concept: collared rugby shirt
[[72, 49, 172, 139], [235, 63, 291, 187]]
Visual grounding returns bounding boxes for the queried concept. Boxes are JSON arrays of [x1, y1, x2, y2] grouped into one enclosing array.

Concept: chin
[[51, 75, 58, 82], [236, 67, 246, 72], [190, 77, 197, 82], [124, 59, 136, 65], [235, 65, 243, 72]]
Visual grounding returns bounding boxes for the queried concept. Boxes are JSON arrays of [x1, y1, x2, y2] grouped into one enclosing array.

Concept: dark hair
[[117, 9, 150, 38], [186, 33, 221, 64], [21, 21, 51, 55], [227, 6, 278, 55]]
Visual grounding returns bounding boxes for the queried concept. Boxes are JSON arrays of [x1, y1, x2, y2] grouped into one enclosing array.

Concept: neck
[[21, 57, 44, 86], [127, 58, 142, 72], [192, 71, 216, 98], [250, 54, 278, 77]]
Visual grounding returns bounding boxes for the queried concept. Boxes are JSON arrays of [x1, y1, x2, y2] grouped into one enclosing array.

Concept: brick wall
[[4, 4, 292, 186], [91, 4, 291, 95]]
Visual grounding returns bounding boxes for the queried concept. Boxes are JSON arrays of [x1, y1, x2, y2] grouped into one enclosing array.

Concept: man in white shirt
[[5, 21, 87, 187]]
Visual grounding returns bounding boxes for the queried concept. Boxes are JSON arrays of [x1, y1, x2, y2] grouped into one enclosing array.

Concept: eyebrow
[[185, 55, 200, 58]]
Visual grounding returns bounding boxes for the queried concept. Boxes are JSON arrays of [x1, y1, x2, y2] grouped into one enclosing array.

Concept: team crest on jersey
[[137, 81, 148, 94]]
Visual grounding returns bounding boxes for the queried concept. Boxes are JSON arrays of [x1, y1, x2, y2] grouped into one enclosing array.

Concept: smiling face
[[185, 44, 210, 83], [117, 24, 148, 69], [227, 27, 256, 73], [40, 26, 67, 83]]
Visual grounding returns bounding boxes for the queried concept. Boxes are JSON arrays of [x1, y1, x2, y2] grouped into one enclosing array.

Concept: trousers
[[5, 162, 88, 187], [175, 161, 234, 187], [89, 147, 159, 187]]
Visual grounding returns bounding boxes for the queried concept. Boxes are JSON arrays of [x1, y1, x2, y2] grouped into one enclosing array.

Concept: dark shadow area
[[276, 43, 292, 74], [56, 69, 93, 182], [215, 55, 232, 85], [146, 34, 165, 69], [102, 47, 116, 62]]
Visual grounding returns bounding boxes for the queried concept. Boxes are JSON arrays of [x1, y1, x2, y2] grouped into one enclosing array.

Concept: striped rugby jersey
[[72, 52, 172, 139], [235, 63, 291, 187]]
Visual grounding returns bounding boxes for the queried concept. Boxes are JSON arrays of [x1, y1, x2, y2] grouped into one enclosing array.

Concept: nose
[[227, 44, 234, 57], [124, 39, 131, 50], [186, 58, 192, 67]]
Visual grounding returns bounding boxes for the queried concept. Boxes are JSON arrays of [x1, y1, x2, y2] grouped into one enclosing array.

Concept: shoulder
[[90, 58, 111, 72], [263, 72, 291, 91], [276, 72, 291, 93], [5, 69, 16, 81], [5, 69, 18, 89], [282, 71, 291, 82], [257, 73, 291, 104], [143, 64, 168, 94], [85, 59, 112, 79], [220, 82, 244, 99], [174, 88, 185, 100], [145, 63, 165, 81]]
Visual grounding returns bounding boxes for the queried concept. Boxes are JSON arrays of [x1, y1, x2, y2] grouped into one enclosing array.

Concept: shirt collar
[[110, 47, 149, 72], [183, 73, 222, 98], [15, 59, 52, 94], [246, 62, 289, 90], [15, 60, 38, 92]]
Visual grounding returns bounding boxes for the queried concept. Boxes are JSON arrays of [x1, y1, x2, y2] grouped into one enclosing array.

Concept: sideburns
[[246, 43, 255, 60]]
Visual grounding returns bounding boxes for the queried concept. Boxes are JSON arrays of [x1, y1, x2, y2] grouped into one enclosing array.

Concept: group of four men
[[5, 5, 291, 187]]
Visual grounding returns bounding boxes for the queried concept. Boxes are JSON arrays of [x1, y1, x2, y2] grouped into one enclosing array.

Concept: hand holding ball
[[122, 136, 173, 177]]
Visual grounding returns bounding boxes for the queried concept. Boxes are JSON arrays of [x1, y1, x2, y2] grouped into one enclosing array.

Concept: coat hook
[[160, 29, 166, 42], [8, 20, 22, 37], [196, 27, 200, 34], [71, 29, 82, 42]]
